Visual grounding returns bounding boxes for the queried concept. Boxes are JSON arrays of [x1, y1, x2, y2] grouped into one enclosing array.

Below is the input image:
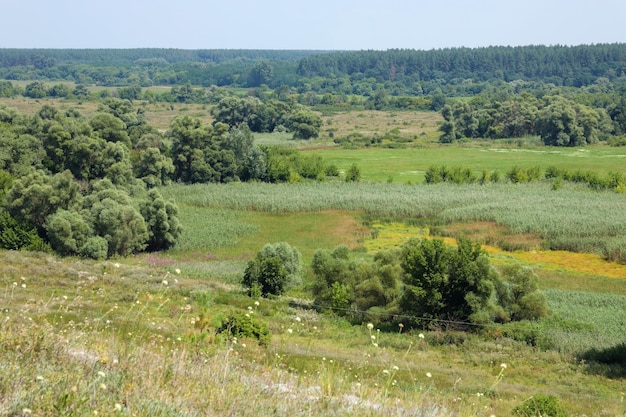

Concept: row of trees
[[439, 92, 626, 145], [241, 239, 547, 329], [2, 45, 625, 92]]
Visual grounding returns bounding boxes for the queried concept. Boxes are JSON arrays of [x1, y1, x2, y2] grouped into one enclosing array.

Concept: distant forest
[[1, 44, 625, 95]]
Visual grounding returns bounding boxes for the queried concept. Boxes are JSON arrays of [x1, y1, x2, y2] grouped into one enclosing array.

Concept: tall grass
[[540, 289, 626, 370], [161, 182, 626, 260]]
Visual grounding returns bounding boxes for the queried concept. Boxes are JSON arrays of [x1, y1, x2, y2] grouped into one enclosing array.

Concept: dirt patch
[[432, 221, 543, 252]]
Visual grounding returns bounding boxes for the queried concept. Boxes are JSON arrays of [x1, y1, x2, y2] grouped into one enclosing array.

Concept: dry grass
[[365, 221, 626, 283], [2, 246, 626, 416], [322, 110, 442, 144]]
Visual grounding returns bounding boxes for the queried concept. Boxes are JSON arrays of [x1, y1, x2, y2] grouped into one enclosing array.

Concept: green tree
[[81, 179, 148, 257], [44, 209, 94, 257], [400, 238, 451, 324], [242, 242, 302, 297], [248, 61, 274, 87], [496, 265, 548, 321], [89, 112, 131, 148], [439, 105, 457, 143], [134, 147, 174, 187], [0, 128, 44, 176], [168, 116, 237, 183], [5, 170, 82, 232], [285, 108, 322, 139], [49, 84, 71, 98], [345, 163, 362, 182], [400, 238, 499, 326], [139, 189, 182, 251], [24, 81, 47, 98]]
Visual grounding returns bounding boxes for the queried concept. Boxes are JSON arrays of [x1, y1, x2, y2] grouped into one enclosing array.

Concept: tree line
[[1, 44, 624, 96], [438, 88, 626, 145]]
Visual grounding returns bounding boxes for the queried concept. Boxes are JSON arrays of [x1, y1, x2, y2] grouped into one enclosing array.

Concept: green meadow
[[306, 144, 626, 183]]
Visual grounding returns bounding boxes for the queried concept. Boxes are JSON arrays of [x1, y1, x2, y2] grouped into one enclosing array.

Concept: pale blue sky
[[3, 0, 625, 50]]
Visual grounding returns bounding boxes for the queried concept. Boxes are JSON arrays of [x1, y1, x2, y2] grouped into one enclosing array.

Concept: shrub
[[512, 393, 568, 417], [79, 236, 108, 260], [242, 242, 302, 297], [215, 311, 270, 345], [345, 163, 362, 182]]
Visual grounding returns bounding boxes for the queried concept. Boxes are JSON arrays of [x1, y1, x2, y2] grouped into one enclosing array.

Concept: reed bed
[[161, 182, 626, 260]]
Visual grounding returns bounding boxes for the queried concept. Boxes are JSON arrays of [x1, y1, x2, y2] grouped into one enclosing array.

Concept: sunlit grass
[[2, 244, 626, 415]]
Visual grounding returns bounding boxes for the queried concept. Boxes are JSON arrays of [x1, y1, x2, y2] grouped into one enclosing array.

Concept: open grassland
[[308, 145, 626, 183], [321, 110, 442, 143], [2, 250, 626, 416]]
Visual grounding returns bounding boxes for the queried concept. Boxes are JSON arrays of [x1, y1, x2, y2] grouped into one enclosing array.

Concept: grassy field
[[306, 145, 626, 183]]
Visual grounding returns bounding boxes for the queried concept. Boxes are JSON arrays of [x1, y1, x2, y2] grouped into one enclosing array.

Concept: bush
[[79, 236, 108, 260], [345, 163, 361, 182], [512, 394, 568, 417], [215, 311, 270, 345], [242, 242, 302, 297]]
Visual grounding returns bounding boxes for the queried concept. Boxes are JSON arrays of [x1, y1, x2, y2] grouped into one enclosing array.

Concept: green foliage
[[5, 170, 82, 230], [248, 61, 274, 87], [82, 179, 148, 257], [399, 238, 542, 328], [242, 242, 301, 297], [24, 81, 47, 98], [311, 246, 402, 323], [263, 147, 331, 183], [0, 208, 48, 251], [45, 209, 94, 256], [215, 311, 270, 345], [168, 116, 238, 183], [512, 394, 568, 417], [285, 108, 322, 139], [424, 165, 477, 184], [139, 189, 182, 252], [134, 147, 174, 187], [345, 163, 361, 182], [496, 265, 548, 321]]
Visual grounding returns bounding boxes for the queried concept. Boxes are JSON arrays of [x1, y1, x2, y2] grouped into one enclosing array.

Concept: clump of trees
[[438, 93, 623, 146], [211, 96, 322, 139], [310, 238, 548, 330], [242, 242, 302, 297], [422, 163, 626, 193], [0, 100, 185, 259]]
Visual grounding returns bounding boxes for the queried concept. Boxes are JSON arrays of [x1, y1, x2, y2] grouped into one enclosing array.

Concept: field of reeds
[[161, 181, 626, 263]]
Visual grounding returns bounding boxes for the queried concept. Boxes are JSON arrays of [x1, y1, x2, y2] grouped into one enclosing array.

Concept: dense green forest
[[2, 44, 625, 94]]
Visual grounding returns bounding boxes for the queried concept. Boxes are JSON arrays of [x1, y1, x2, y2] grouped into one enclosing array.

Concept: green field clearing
[[307, 145, 626, 182]]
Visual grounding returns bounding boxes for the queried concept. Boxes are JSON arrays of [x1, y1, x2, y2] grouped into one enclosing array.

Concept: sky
[[2, 0, 625, 50]]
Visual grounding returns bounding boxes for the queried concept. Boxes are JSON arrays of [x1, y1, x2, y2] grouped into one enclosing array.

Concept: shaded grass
[[542, 289, 626, 355]]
